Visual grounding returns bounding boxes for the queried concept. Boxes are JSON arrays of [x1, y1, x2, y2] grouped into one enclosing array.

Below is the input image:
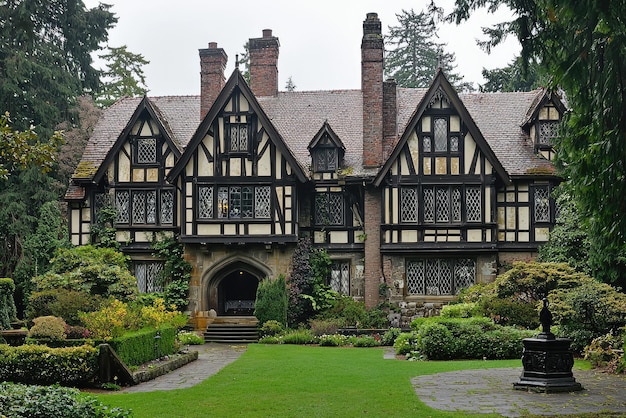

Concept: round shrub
[[29, 316, 66, 341], [393, 331, 420, 356], [480, 298, 539, 328], [318, 334, 348, 347], [260, 320, 285, 337], [64, 324, 90, 339], [418, 323, 456, 360]]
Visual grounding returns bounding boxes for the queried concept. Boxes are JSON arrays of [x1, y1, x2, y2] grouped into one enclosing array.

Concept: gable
[[374, 70, 508, 186], [168, 70, 307, 183]]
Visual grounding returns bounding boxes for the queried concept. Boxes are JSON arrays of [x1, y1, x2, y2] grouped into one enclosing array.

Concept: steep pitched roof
[[70, 75, 557, 190], [374, 70, 510, 186], [167, 70, 308, 182]]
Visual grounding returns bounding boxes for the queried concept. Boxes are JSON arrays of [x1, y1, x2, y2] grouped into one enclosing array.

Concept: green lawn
[[96, 344, 531, 417]]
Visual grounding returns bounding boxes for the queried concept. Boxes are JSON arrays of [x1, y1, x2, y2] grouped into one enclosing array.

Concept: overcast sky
[[83, 0, 520, 96]]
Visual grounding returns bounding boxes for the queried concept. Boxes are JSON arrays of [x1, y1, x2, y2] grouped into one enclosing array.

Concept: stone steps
[[204, 317, 259, 343]]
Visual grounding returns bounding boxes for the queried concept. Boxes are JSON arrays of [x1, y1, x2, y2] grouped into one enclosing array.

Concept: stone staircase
[[203, 316, 259, 344]]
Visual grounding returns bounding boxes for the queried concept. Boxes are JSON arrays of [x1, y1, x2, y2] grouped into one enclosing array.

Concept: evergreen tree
[[449, 0, 626, 287], [285, 76, 297, 92], [385, 8, 473, 91], [237, 42, 250, 83], [0, 0, 117, 134], [480, 56, 547, 92], [96, 45, 150, 108]]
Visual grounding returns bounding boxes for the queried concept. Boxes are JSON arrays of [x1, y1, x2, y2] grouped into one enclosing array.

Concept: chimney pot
[[262, 29, 273, 38], [208, 42, 218, 49]]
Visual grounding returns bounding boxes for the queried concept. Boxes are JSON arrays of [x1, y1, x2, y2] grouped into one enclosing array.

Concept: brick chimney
[[361, 12, 384, 168], [249, 29, 280, 97], [199, 42, 228, 119], [383, 77, 398, 157]]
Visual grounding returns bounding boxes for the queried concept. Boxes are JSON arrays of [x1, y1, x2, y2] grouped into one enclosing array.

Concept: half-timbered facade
[[65, 13, 564, 322]]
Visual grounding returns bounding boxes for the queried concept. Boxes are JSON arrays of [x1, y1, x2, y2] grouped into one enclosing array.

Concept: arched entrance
[[217, 270, 258, 315], [205, 259, 268, 316]]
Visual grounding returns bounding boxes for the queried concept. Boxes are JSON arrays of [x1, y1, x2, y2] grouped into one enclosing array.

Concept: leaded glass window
[[434, 118, 448, 152], [255, 186, 271, 218], [407, 259, 475, 295], [450, 136, 459, 152], [160, 190, 174, 224], [423, 187, 435, 223], [94, 192, 112, 222], [115, 191, 130, 223], [436, 187, 450, 222], [452, 187, 461, 222], [466, 187, 481, 222], [315, 192, 344, 226], [213, 185, 272, 220], [134, 261, 164, 293], [538, 121, 559, 145], [534, 186, 550, 222], [423, 136, 431, 152], [132, 191, 156, 224], [137, 138, 157, 164], [401, 187, 418, 222], [229, 124, 249, 152], [330, 261, 350, 295], [198, 187, 213, 218], [314, 148, 338, 172]]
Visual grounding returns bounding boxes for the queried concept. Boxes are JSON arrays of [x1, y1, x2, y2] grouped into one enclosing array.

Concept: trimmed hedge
[[109, 326, 176, 367], [0, 382, 131, 417], [0, 344, 98, 386]]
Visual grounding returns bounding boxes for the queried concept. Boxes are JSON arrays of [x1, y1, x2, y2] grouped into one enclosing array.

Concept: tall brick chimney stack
[[199, 42, 228, 119], [361, 12, 384, 168], [249, 29, 280, 97]]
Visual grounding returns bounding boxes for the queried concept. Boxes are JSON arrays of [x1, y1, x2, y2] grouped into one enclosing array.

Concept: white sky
[[84, 0, 520, 96]]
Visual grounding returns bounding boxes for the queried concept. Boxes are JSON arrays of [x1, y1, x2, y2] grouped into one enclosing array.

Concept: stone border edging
[[132, 350, 199, 384]]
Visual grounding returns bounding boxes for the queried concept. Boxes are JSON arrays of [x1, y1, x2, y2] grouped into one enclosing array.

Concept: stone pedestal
[[514, 333, 583, 393]]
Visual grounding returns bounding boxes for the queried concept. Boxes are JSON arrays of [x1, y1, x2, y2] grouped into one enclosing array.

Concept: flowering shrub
[[393, 331, 420, 356], [140, 298, 187, 329], [79, 299, 137, 339], [318, 334, 348, 347], [64, 324, 90, 339], [178, 331, 205, 345], [258, 335, 282, 344], [29, 316, 67, 341]]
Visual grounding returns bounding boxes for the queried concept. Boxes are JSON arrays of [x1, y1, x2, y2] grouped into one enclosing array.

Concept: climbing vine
[[151, 234, 192, 311]]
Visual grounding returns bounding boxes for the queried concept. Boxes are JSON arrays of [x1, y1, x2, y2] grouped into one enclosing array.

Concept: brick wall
[[250, 29, 279, 97], [361, 13, 384, 168], [363, 185, 381, 308], [199, 42, 227, 119]]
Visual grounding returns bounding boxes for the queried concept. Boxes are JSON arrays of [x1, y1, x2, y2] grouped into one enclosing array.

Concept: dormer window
[[314, 146, 338, 172], [137, 138, 157, 164], [538, 120, 559, 146], [308, 122, 345, 174], [131, 117, 161, 165]]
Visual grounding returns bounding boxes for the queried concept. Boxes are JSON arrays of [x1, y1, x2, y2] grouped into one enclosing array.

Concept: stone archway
[[205, 258, 270, 316]]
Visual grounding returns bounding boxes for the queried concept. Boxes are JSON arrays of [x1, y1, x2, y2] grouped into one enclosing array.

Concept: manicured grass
[[95, 344, 567, 417]]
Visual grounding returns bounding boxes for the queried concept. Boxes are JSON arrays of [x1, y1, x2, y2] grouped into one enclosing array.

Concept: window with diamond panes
[[436, 187, 450, 222], [434, 118, 448, 152], [466, 187, 481, 222], [214, 185, 271, 220], [538, 121, 559, 145], [160, 190, 174, 224], [229, 123, 249, 152], [115, 191, 130, 223], [534, 186, 550, 222], [198, 187, 213, 219], [407, 259, 475, 295], [136, 138, 157, 164], [401, 187, 418, 222], [423, 186, 462, 224], [134, 261, 164, 293], [315, 192, 344, 226], [330, 261, 350, 295], [132, 191, 157, 224], [94, 193, 112, 222]]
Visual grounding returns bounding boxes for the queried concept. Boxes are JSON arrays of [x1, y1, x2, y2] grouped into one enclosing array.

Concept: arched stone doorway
[[206, 259, 268, 316]]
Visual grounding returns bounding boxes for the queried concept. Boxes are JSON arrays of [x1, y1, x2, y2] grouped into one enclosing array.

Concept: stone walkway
[[121, 343, 246, 393], [412, 367, 626, 417]]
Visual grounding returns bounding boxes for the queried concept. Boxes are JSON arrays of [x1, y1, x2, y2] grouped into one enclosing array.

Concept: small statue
[[539, 298, 554, 337]]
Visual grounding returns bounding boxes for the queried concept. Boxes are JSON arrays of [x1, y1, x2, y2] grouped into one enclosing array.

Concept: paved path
[[121, 343, 247, 393], [412, 367, 626, 417]]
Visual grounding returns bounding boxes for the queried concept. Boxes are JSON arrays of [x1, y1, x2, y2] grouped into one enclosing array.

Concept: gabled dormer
[[522, 89, 567, 161], [308, 121, 345, 179]]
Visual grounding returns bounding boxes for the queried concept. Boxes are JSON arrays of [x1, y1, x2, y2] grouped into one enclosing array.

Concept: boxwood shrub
[[0, 344, 98, 385], [109, 325, 176, 367], [406, 317, 534, 360], [0, 382, 131, 417]]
